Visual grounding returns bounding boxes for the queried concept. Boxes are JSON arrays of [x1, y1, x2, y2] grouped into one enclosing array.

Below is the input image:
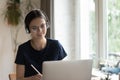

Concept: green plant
[[5, 0, 21, 26]]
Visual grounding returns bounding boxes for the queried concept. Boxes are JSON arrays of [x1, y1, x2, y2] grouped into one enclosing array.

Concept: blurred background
[[1, 0, 120, 79]]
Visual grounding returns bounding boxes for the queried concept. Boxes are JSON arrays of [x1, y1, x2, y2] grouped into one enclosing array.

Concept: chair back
[[9, 73, 16, 80]]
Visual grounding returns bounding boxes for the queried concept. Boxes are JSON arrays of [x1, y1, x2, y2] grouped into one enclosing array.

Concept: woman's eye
[[41, 24, 46, 28], [32, 27, 37, 30]]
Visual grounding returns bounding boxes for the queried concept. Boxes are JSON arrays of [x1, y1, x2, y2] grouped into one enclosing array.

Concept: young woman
[[15, 9, 67, 80]]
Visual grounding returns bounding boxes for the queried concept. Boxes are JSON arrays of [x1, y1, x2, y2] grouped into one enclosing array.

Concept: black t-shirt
[[15, 38, 67, 77]]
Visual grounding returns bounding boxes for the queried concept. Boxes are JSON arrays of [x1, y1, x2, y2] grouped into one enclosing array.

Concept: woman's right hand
[[16, 64, 43, 80], [30, 74, 43, 80]]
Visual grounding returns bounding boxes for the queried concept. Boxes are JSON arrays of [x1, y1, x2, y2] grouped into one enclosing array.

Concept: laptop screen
[[42, 59, 93, 80]]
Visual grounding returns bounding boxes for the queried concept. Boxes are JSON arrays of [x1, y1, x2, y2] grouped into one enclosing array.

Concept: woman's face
[[29, 17, 47, 39]]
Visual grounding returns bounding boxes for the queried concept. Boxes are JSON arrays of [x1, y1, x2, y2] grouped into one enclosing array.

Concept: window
[[108, 0, 120, 62], [79, 0, 96, 62], [53, 0, 120, 67]]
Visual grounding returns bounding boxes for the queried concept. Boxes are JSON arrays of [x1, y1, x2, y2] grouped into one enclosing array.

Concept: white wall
[[0, 0, 15, 80], [0, 0, 40, 80], [0, 10, 28, 80]]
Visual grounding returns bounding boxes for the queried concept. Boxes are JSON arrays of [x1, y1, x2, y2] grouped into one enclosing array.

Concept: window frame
[[75, 0, 108, 67]]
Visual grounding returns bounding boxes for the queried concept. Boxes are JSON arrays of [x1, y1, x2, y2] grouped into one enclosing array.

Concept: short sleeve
[[15, 46, 25, 65], [57, 41, 67, 60]]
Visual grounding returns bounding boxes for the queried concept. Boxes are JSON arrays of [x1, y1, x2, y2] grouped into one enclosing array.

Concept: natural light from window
[[108, 0, 120, 62], [80, 0, 96, 60]]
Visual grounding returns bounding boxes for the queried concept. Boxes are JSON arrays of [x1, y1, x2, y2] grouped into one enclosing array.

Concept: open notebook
[[42, 59, 93, 80]]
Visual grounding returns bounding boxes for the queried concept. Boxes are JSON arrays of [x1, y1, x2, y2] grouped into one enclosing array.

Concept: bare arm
[[16, 64, 42, 80]]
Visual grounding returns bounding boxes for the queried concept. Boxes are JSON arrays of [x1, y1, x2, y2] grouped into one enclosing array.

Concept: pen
[[31, 64, 43, 76]]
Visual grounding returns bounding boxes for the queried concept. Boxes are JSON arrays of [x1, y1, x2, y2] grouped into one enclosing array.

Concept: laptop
[[42, 59, 93, 80]]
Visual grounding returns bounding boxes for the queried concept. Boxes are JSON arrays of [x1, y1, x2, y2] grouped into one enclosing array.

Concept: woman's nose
[[38, 27, 42, 32]]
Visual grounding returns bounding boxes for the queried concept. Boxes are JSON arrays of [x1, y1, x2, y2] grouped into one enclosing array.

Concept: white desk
[[92, 68, 119, 80]]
